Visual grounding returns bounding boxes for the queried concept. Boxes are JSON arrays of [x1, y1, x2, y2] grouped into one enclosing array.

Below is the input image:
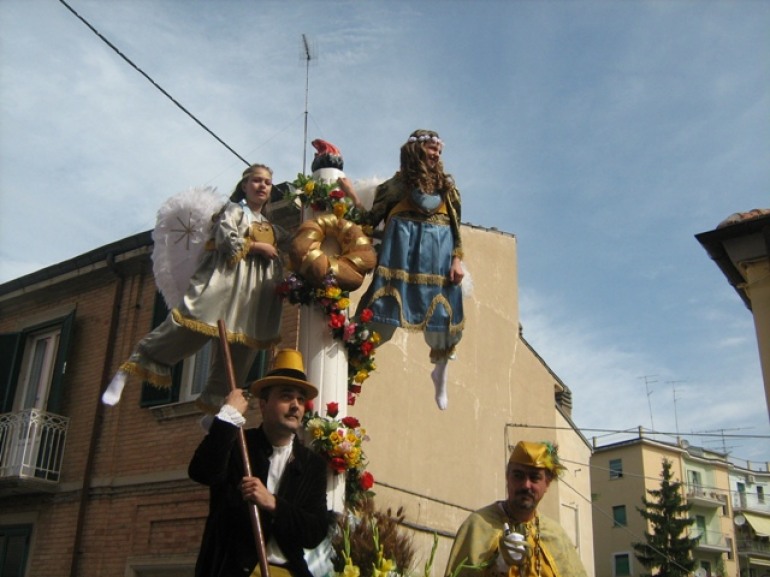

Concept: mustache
[[515, 489, 536, 498]]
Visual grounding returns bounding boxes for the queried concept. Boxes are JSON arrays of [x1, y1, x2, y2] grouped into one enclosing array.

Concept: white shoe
[[102, 371, 127, 405]]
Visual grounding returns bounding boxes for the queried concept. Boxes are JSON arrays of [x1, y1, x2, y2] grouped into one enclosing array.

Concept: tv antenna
[[639, 375, 658, 431], [667, 380, 686, 438], [301, 34, 316, 174]]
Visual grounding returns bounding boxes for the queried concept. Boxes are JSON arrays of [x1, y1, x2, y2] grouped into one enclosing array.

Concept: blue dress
[[360, 174, 464, 359]]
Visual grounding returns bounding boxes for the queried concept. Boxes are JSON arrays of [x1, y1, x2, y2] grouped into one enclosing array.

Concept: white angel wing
[[151, 186, 227, 308]]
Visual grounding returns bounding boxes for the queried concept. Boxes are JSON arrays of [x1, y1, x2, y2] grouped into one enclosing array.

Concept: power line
[[58, 0, 250, 167]]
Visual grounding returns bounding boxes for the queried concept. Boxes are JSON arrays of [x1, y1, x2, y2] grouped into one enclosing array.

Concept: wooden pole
[[217, 319, 271, 577]]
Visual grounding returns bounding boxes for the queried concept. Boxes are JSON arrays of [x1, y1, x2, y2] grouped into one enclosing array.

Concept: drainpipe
[[69, 252, 125, 577]]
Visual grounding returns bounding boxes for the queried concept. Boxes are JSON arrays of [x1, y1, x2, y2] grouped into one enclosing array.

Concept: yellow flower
[[329, 431, 343, 444], [326, 286, 342, 299], [341, 558, 360, 577], [333, 202, 348, 218], [373, 557, 396, 577], [304, 181, 316, 194], [370, 331, 381, 345], [337, 297, 350, 310], [354, 370, 369, 384]]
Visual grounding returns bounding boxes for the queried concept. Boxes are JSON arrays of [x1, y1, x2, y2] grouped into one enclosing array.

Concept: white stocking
[[431, 360, 449, 410], [101, 371, 127, 405]]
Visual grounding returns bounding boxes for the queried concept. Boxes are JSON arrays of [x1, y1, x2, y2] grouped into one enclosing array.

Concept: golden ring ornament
[[288, 214, 377, 291]]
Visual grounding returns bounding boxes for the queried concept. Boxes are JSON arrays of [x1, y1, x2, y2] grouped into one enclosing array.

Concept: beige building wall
[[351, 225, 594, 576]]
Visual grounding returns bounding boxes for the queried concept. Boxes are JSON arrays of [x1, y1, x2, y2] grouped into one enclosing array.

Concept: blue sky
[[1, 0, 768, 461]]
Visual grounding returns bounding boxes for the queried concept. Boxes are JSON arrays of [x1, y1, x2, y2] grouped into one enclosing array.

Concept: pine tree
[[632, 458, 699, 577]]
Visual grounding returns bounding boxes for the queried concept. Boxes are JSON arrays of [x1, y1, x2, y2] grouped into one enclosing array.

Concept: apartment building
[[591, 434, 769, 577]]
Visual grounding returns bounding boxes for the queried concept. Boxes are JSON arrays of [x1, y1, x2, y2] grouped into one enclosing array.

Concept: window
[[613, 553, 631, 577], [612, 505, 627, 527], [140, 294, 266, 407], [609, 458, 623, 479], [0, 524, 33, 576], [0, 311, 76, 415], [757, 486, 765, 504], [689, 469, 703, 491]]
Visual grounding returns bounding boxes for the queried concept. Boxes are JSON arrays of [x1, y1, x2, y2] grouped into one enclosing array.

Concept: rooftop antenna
[[667, 380, 686, 440], [301, 34, 315, 175], [638, 375, 658, 431]]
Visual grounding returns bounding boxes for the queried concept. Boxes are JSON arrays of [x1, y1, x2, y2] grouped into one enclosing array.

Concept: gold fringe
[[367, 286, 465, 335], [374, 265, 450, 287], [119, 361, 173, 388], [171, 309, 281, 349]]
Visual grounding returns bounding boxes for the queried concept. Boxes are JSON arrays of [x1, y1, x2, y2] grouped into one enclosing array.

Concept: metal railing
[[0, 408, 69, 482]]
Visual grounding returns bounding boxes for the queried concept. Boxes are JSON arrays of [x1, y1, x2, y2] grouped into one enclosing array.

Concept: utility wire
[[58, 0, 250, 167]]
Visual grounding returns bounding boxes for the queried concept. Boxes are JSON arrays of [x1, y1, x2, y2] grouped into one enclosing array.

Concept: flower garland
[[277, 272, 378, 405], [303, 401, 375, 508], [285, 173, 364, 224]]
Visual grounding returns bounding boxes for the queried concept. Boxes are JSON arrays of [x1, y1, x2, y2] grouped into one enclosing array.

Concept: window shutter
[[46, 309, 77, 414], [0, 332, 23, 413], [139, 294, 181, 407]]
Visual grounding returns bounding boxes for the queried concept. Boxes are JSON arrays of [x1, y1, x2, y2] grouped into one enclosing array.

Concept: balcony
[[692, 529, 731, 553], [0, 408, 69, 494], [687, 485, 728, 508], [737, 537, 770, 559]]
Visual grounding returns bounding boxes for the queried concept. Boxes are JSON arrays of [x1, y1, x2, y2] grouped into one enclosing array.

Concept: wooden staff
[[217, 319, 271, 577]]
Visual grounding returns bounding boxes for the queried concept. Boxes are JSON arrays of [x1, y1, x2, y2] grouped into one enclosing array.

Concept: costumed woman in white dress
[[102, 164, 288, 410], [343, 129, 464, 410]]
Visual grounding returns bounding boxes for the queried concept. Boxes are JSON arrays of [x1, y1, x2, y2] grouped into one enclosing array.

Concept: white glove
[[496, 527, 529, 570]]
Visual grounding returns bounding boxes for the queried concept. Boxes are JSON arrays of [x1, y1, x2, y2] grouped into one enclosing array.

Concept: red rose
[[359, 471, 374, 490], [330, 457, 347, 473], [347, 392, 357, 406], [360, 308, 374, 323], [304, 399, 314, 413], [360, 341, 374, 356], [349, 384, 362, 394], [329, 189, 345, 199], [328, 313, 346, 329], [326, 402, 339, 418], [341, 416, 360, 428]]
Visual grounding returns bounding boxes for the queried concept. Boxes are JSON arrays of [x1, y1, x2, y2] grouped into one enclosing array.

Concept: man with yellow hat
[[189, 349, 331, 577], [445, 441, 587, 577]]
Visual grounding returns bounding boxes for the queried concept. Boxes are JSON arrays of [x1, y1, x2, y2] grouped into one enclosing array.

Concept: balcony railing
[[0, 408, 69, 485], [692, 529, 730, 552], [687, 485, 727, 507]]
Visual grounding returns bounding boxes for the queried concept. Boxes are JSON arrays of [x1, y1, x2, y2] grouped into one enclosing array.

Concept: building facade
[[0, 206, 593, 576], [591, 434, 770, 577]]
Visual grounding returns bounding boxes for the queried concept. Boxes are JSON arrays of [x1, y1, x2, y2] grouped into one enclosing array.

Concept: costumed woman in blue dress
[[102, 164, 288, 410], [344, 129, 464, 410]]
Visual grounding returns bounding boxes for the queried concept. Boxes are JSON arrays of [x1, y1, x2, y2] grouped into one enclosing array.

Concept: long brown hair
[[399, 129, 452, 194]]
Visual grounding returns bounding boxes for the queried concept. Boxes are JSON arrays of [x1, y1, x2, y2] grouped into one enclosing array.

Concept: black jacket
[[189, 420, 330, 577]]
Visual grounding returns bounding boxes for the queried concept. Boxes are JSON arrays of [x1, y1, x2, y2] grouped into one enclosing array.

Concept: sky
[[1, 0, 768, 463]]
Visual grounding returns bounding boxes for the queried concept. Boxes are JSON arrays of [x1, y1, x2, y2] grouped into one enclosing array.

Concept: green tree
[[632, 458, 699, 577]]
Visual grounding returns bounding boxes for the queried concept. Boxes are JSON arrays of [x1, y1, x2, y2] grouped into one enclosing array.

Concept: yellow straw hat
[[250, 349, 319, 400]]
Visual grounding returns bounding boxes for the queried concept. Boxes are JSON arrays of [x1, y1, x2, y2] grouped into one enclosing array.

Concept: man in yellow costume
[[445, 441, 587, 577]]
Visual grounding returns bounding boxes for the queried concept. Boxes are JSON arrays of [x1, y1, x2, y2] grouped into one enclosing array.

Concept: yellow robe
[[445, 502, 587, 577]]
